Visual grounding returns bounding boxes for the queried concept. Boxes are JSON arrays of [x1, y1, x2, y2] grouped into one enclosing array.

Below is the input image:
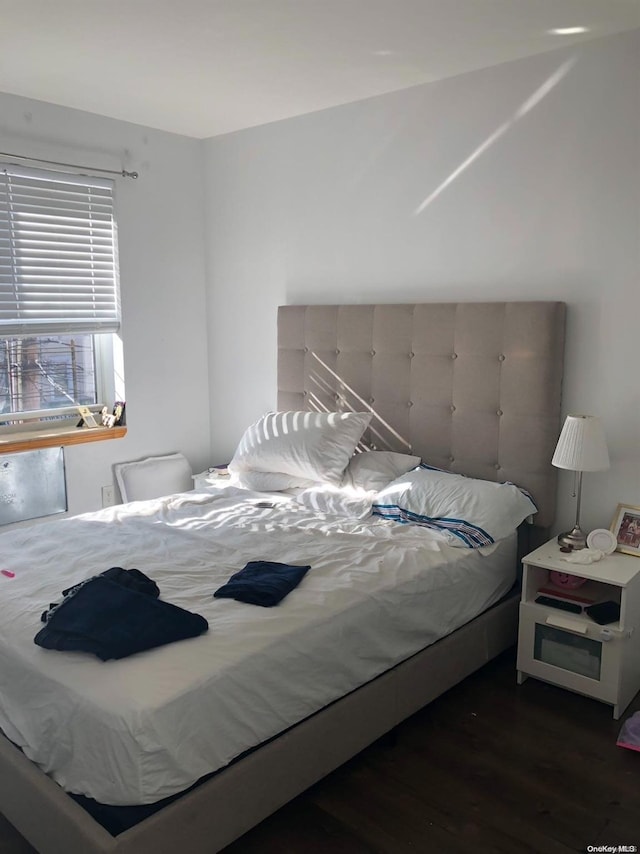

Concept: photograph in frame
[[611, 503, 640, 557]]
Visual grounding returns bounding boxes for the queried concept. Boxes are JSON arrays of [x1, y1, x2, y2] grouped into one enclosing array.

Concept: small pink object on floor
[[617, 711, 640, 752], [1, 570, 15, 578]]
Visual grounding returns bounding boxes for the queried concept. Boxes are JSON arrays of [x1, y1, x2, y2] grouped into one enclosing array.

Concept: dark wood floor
[[2, 648, 639, 853]]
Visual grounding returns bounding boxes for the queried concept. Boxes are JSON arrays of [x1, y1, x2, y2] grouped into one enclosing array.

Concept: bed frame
[[0, 301, 566, 854]]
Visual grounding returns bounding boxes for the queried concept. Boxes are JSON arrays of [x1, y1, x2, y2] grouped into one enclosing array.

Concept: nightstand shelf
[[517, 539, 640, 718]]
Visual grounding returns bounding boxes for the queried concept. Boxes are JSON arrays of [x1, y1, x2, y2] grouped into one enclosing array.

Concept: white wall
[[204, 29, 640, 537], [0, 92, 211, 516]]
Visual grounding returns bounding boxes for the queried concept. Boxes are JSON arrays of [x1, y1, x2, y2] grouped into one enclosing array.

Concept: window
[[0, 334, 98, 416], [0, 163, 122, 429]]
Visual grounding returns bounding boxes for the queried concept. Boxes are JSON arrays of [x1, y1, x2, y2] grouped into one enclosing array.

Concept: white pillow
[[343, 450, 421, 491], [372, 467, 536, 547], [229, 411, 372, 486], [233, 470, 317, 492], [114, 453, 193, 503]]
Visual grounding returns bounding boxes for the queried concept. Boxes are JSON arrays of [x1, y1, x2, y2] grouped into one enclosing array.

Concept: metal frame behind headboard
[[277, 302, 566, 531]]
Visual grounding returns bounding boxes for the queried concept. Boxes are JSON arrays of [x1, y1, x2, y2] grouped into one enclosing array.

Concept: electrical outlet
[[101, 485, 115, 508]]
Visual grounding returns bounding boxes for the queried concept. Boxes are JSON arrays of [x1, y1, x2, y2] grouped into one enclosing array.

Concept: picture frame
[[76, 405, 98, 429], [112, 401, 126, 427], [610, 503, 640, 557]]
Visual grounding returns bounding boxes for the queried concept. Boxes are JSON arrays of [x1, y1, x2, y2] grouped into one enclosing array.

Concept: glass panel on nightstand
[[534, 624, 602, 681]]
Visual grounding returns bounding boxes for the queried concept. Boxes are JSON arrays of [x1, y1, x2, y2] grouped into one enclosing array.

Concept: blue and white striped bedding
[[372, 464, 536, 548]]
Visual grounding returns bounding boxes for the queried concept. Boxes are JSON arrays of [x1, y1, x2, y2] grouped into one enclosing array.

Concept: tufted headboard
[[277, 302, 566, 531]]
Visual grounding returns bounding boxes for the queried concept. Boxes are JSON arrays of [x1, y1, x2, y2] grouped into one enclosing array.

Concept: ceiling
[[0, 0, 638, 139]]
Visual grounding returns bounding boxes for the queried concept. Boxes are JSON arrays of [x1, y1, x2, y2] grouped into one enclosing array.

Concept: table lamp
[[552, 414, 609, 550]]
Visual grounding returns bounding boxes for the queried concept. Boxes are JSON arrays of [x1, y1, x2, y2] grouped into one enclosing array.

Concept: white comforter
[[0, 484, 515, 805]]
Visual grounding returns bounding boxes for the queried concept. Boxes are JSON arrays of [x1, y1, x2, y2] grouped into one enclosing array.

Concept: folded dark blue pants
[[35, 575, 208, 660], [214, 561, 311, 607]]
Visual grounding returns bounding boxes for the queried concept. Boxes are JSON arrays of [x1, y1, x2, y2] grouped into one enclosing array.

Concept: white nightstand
[[192, 467, 229, 490], [517, 538, 640, 718]]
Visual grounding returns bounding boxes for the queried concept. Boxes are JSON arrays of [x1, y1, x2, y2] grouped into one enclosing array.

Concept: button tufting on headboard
[[277, 302, 566, 530]]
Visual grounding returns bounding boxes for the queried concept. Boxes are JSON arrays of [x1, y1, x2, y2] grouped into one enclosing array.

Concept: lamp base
[[557, 525, 587, 551]]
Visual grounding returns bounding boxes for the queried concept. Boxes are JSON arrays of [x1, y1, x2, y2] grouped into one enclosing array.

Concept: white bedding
[[0, 484, 516, 805]]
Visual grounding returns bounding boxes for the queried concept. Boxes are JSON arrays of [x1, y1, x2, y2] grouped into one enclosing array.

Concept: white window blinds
[[0, 164, 120, 336]]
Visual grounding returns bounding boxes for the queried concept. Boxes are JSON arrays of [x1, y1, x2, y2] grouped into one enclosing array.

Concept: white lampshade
[[552, 414, 609, 472]]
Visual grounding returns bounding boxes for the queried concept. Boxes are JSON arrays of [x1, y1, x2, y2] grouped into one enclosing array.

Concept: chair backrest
[[114, 453, 193, 503]]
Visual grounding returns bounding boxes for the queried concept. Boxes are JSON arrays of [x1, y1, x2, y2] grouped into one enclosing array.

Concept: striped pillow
[[372, 467, 536, 547]]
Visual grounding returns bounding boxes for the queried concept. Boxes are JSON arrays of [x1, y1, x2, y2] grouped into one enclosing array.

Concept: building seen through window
[[0, 335, 97, 420]]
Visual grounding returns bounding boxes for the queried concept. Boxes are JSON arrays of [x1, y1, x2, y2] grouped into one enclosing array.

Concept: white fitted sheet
[[0, 485, 516, 805]]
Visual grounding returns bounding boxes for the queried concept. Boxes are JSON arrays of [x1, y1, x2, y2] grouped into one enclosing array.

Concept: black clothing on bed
[[35, 570, 208, 660], [41, 566, 161, 623], [65, 566, 160, 599], [214, 560, 311, 607]]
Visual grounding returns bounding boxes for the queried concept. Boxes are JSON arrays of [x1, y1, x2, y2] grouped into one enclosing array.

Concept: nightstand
[[192, 466, 229, 490], [517, 538, 640, 718]]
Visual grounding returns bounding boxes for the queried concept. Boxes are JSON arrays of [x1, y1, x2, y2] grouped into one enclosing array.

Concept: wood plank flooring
[[224, 648, 640, 854], [2, 648, 639, 853]]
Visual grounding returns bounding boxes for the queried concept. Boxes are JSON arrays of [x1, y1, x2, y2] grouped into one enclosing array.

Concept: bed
[[0, 301, 565, 854]]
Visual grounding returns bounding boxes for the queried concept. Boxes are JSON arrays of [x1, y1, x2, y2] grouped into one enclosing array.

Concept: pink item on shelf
[[549, 570, 587, 589]]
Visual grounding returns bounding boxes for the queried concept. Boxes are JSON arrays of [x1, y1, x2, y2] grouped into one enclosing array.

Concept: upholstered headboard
[[278, 303, 565, 531]]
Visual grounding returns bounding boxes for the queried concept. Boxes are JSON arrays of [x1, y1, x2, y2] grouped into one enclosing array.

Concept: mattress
[[0, 484, 516, 806]]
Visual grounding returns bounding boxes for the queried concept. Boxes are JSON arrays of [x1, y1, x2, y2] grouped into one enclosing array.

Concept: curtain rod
[[0, 151, 138, 179]]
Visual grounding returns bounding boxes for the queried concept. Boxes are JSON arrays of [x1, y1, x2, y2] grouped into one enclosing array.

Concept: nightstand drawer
[[517, 602, 622, 703]]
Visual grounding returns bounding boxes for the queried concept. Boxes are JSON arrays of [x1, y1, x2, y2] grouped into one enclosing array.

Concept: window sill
[[0, 426, 127, 454]]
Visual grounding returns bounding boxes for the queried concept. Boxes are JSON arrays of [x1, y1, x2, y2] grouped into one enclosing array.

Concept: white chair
[[114, 453, 193, 503]]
